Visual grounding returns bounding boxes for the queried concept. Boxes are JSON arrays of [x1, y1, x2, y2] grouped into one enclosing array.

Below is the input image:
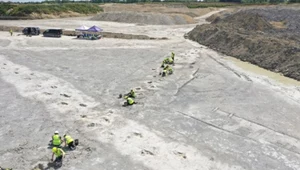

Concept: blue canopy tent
[[77, 25, 103, 40], [75, 25, 89, 31], [87, 25, 103, 32]]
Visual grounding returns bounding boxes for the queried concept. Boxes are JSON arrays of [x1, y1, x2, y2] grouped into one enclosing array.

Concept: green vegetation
[[0, 3, 102, 17]]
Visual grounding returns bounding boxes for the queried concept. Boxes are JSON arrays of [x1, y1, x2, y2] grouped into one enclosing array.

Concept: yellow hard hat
[[52, 147, 57, 152]]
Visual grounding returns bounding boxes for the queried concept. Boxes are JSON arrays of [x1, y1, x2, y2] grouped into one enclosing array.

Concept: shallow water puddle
[[226, 57, 300, 86]]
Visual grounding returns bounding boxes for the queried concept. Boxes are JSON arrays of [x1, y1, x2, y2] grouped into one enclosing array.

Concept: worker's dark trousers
[[68, 141, 76, 150], [55, 156, 63, 162]]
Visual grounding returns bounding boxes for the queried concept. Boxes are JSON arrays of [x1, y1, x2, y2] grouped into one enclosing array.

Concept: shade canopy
[[87, 25, 103, 32], [75, 25, 89, 31]]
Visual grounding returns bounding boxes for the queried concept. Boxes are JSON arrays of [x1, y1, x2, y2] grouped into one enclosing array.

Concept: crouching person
[[123, 96, 135, 106], [51, 131, 62, 147], [51, 147, 65, 165], [64, 134, 76, 150], [125, 89, 136, 98], [162, 65, 173, 77]]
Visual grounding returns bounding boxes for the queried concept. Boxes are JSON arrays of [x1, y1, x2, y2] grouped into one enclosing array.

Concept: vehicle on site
[[43, 29, 63, 38], [22, 27, 40, 36]]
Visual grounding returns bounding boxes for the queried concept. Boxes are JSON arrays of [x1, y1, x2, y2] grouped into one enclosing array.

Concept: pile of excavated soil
[[187, 8, 300, 81], [100, 3, 216, 17], [205, 9, 234, 22], [91, 12, 195, 25], [245, 7, 300, 34]]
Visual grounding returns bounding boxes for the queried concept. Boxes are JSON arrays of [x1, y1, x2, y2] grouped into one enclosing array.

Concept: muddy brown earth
[[187, 7, 300, 81]]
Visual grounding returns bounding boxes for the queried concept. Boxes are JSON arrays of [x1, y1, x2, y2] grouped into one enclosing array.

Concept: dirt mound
[[187, 9, 300, 81], [244, 7, 300, 33], [215, 12, 274, 31], [91, 12, 195, 25], [205, 10, 233, 22], [100, 3, 216, 18]]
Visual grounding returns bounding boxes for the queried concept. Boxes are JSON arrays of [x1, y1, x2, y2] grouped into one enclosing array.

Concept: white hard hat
[[55, 131, 59, 134]]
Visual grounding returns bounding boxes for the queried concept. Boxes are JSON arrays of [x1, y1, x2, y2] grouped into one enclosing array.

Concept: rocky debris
[[102, 117, 110, 123], [214, 12, 274, 32], [206, 10, 234, 23], [173, 151, 187, 159], [141, 149, 154, 156], [79, 103, 87, 107], [43, 92, 52, 95], [87, 123, 96, 127], [60, 93, 71, 98], [85, 147, 92, 152], [187, 8, 300, 81], [244, 7, 300, 34], [133, 132, 143, 138]]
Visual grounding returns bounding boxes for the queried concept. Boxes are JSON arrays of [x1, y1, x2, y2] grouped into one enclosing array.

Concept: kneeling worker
[[161, 57, 174, 68], [171, 52, 175, 61], [124, 96, 135, 106], [162, 65, 173, 77], [51, 147, 65, 163], [52, 131, 62, 147], [167, 65, 173, 74], [64, 134, 75, 150], [126, 89, 136, 98]]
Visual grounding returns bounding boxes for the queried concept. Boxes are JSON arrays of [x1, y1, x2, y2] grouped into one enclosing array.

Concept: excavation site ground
[[1, 4, 300, 170]]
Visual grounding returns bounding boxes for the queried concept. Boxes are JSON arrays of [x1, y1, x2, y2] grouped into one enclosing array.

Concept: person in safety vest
[[51, 147, 65, 163], [166, 65, 173, 74], [9, 29, 13, 36], [162, 65, 173, 76], [162, 69, 167, 77], [161, 57, 173, 68], [0, 166, 12, 170], [52, 131, 62, 147], [124, 96, 135, 106], [126, 89, 136, 98], [171, 52, 175, 61], [64, 134, 75, 150]]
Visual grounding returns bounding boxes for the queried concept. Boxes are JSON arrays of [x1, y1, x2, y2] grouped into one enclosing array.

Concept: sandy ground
[[1, 10, 300, 170], [100, 3, 216, 17]]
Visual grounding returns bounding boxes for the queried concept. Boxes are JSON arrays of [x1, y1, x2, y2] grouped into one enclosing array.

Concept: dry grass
[[29, 12, 85, 19]]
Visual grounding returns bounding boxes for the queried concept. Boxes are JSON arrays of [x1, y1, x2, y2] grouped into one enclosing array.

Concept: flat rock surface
[[1, 10, 300, 170]]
